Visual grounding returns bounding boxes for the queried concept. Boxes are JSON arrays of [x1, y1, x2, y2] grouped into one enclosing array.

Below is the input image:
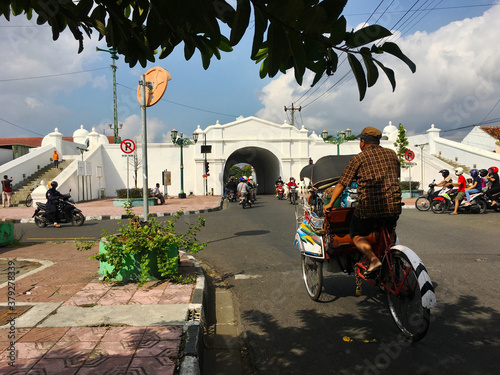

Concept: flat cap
[[357, 126, 382, 141]]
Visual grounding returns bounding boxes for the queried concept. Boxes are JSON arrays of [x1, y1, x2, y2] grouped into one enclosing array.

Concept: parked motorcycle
[[239, 192, 252, 209], [430, 186, 487, 214], [276, 184, 285, 200], [415, 180, 438, 211], [32, 192, 86, 227]]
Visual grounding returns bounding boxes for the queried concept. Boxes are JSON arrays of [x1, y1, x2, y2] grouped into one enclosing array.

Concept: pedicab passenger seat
[[324, 207, 377, 254]]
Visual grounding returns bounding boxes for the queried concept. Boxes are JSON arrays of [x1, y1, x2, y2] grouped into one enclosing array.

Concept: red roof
[[0, 136, 115, 147], [480, 126, 500, 141]]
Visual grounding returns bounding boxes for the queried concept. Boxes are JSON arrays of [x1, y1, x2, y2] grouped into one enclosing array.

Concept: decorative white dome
[[382, 121, 398, 141], [73, 125, 89, 145]]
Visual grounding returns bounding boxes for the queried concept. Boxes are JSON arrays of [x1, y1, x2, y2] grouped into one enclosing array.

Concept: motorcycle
[[276, 184, 285, 200], [415, 180, 439, 211], [288, 185, 298, 205], [239, 192, 252, 209], [227, 189, 237, 202], [430, 185, 487, 214], [32, 192, 86, 227], [484, 188, 500, 212]]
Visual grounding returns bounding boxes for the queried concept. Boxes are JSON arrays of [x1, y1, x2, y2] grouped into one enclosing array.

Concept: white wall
[[0, 145, 53, 186], [0, 149, 12, 166]]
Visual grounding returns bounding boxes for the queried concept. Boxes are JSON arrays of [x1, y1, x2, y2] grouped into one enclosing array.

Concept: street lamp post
[[415, 143, 428, 190], [171, 129, 198, 198], [96, 47, 120, 144], [321, 130, 346, 155]]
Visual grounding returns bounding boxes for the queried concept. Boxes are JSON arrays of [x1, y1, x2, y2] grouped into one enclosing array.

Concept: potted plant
[[77, 200, 205, 285]]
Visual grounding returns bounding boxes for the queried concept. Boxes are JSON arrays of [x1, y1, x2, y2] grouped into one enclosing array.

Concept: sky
[[1, 1, 499, 143]]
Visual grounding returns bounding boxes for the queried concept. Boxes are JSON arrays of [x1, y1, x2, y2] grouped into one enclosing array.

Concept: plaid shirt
[[339, 144, 402, 219]]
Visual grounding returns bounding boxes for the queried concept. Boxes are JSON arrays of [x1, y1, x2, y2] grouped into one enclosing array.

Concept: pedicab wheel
[[301, 254, 323, 301], [430, 200, 446, 214], [25, 193, 33, 207], [34, 216, 47, 228], [384, 251, 430, 342], [71, 212, 85, 226], [415, 196, 430, 211]]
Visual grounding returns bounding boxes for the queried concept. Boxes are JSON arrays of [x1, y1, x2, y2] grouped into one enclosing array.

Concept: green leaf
[[76, 0, 93, 17], [286, 31, 306, 85], [361, 48, 379, 87], [230, 0, 250, 46], [348, 53, 366, 101], [251, 6, 267, 59], [379, 42, 416, 73], [328, 16, 347, 45], [267, 23, 286, 77], [373, 59, 396, 91], [346, 25, 393, 48], [259, 58, 268, 79]]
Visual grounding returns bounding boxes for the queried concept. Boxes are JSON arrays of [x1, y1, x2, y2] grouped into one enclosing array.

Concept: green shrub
[[400, 181, 420, 190], [116, 188, 153, 199]]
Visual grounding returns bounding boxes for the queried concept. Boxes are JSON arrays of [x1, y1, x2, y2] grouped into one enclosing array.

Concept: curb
[[179, 254, 207, 375], [9, 199, 225, 224]]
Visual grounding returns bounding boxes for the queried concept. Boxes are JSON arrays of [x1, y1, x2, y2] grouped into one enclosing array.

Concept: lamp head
[[193, 132, 198, 144], [321, 130, 328, 141], [171, 129, 178, 143]]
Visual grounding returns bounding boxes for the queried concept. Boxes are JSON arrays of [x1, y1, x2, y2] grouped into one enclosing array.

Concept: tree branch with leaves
[[1, 0, 416, 100]]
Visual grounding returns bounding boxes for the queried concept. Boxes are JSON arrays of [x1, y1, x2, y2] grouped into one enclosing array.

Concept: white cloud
[[119, 114, 168, 143], [256, 5, 500, 138]]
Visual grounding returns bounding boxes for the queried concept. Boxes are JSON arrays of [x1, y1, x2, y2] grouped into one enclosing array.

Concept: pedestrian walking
[[53, 150, 59, 168], [2, 175, 13, 207]]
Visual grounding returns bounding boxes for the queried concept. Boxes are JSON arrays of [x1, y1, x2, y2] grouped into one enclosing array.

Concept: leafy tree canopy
[[1, 0, 416, 100]]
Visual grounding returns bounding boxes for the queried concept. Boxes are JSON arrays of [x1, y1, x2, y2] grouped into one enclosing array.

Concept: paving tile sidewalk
[[0, 195, 223, 222], [0, 242, 202, 374]]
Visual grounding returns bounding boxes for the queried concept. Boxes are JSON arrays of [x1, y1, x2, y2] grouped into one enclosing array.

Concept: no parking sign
[[120, 139, 136, 154], [404, 150, 415, 162]]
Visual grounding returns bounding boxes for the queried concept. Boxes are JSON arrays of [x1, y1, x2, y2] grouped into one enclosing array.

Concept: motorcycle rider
[[479, 169, 489, 191], [434, 169, 453, 187], [485, 166, 500, 207], [275, 176, 284, 197], [247, 176, 257, 201], [286, 177, 298, 199], [449, 167, 467, 215], [237, 177, 250, 203], [223, 176, 238, 199], [45, 181, 63, 227], [463, 169, 482, 207]]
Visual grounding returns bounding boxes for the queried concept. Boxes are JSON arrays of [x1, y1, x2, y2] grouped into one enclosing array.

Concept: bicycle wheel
[[25, 193, 33, 207], [384, 251, 430, 342], [415, 196, 430, 211], [430, 200, 446, 214], [301, 254, 323, 301]]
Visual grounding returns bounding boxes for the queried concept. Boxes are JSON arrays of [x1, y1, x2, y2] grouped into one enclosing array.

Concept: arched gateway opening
[[223, 147, 280, 194]]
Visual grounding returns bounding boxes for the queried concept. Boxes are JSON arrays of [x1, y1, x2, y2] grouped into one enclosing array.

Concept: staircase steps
[[9, 160, 72, 207]]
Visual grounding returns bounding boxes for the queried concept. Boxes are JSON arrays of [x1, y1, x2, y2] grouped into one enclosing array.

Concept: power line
[[0, 67, 109, 82], [116, 83, 239, 118], [0, 116, 45, 136]]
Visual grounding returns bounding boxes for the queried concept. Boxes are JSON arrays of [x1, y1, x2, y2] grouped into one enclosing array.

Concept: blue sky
[[1, 1, 498, 142]]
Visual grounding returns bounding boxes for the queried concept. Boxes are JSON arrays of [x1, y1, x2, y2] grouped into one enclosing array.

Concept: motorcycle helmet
[[439, 169, 450, 178], [240, 177, 245, 182], [248, 176, 253, 180], [50, 181, 58, 188], [479, 169, 488, 177], [489, 166, 499, 174], [454, 167, 464, 176], [470, 169, 478, 178]]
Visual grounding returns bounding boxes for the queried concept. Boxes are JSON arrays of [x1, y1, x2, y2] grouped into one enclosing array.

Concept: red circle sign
[[404, 150, 415, 162], [120, 139, 136, 154]]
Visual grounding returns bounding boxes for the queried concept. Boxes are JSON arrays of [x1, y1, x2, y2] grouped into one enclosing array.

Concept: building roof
[[0, 136, 115, 148], [480, 126, 500, 141]]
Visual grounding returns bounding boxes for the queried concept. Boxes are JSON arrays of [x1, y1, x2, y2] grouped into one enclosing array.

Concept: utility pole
[[415, 143, 428, 190], [97, 47, 120, 143], [284, 103, 301, 127]]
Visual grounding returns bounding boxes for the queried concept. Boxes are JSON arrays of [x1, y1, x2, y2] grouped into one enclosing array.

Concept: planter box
[[0, 221, 14, 247], [98, 240, 178, 282], [112, 198, 156, 207], [401, 190, 423, 198]]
